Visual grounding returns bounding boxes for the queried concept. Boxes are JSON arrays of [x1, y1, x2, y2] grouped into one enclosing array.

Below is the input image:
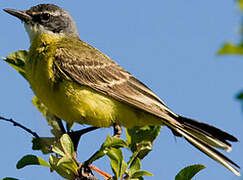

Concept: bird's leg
[[113, 123, 122, 138]]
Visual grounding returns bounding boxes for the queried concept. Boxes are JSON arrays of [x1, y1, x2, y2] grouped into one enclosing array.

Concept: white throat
[[24, 23, 63, 42]]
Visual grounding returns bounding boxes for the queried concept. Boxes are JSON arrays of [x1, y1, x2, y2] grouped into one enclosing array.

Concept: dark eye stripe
[[32, 14, 41, 22], [32, 13, 51, 23]]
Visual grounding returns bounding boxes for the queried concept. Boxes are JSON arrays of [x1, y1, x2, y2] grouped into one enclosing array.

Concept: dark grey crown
[[26, 4, 79, 37], [27, 4, 61, 13]]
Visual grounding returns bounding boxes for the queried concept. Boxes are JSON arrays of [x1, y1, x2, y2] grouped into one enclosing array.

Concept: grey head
[[4, 4, 79, 40]]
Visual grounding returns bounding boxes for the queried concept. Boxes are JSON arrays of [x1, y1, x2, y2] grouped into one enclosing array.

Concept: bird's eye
[[42, 13, 50, 20]]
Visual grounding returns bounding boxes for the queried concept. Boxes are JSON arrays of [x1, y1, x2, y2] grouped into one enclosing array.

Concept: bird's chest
[[26, 45, 59, 107]]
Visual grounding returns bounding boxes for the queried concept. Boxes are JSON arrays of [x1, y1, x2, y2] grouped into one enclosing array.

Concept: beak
[[3, 8, 31, 22]]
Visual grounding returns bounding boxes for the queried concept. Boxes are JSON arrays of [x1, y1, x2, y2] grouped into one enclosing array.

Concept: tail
[[169, 115, 240, 176]]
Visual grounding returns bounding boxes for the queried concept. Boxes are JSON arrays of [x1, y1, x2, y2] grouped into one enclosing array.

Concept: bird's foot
[[113, 123, 122, 138], [76, 163, 98, 180]]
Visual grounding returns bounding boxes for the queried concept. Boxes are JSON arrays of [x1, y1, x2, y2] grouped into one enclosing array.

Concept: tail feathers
[[171, 116, 240, 176], [176, 116, 238, 151], [178, 116, 238, 142]]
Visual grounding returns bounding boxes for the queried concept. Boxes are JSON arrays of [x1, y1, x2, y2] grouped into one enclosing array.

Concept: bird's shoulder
[[54, 36, 130, 86]]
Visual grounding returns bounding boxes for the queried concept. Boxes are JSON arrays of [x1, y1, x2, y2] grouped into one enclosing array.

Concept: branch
[[69, 127, 99, 151], [0, 116, 39, 138], [54, 116, 66, 133]]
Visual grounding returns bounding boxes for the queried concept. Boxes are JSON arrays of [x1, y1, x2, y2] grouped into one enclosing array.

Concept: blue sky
[[1, 0, 243, 180]]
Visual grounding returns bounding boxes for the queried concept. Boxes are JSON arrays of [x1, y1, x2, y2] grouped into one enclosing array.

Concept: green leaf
[[60, 134, 74, 158], [107, 148, 127, 179], [175, 164, 206, 180], [1, 178, 19, 180], [127, 145, 153, 178], [52, 134, 75, 158], [126, 125, 161, 159], [32, 96, 64, 137], [218, 42, 243, 55], [85, 149, 107, 164], [2, 50, 28, 78], [57, 156, 78, 173], [131, 171, 153, 178], [52, 141, 66, 157], [49, 155, 76, 180], [236, 92, 243, 100], [85, 135, 127, 164], [32, 137, 56, 154], [127, 157, 141, 177], [16, 155, 50, 169], [102, 135, 128, 149], [136, 141, 153, 159]]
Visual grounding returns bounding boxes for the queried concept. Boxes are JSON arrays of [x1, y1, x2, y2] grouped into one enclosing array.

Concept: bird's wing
[[54, 38, 177, 123]]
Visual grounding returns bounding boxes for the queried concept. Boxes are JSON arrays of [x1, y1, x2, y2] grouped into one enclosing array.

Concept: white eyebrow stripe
[[31, 11, 61, 16]]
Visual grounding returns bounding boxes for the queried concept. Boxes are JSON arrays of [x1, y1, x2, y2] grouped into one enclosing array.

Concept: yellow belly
[[30, 77, 161, 127]]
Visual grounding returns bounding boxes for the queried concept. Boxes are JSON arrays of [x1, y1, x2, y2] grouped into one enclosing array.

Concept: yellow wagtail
[[3, 4, 240, 175]]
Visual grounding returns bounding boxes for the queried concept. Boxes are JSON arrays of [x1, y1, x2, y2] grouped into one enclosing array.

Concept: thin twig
[[89, 164, 112, 179], [0, 116, 39, 138]]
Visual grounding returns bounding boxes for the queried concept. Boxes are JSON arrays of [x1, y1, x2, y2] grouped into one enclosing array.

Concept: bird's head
[[4, 4, 79, 41]]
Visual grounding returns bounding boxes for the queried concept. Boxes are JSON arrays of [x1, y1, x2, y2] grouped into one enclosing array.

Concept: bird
[[3, 4, 240, 176]]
